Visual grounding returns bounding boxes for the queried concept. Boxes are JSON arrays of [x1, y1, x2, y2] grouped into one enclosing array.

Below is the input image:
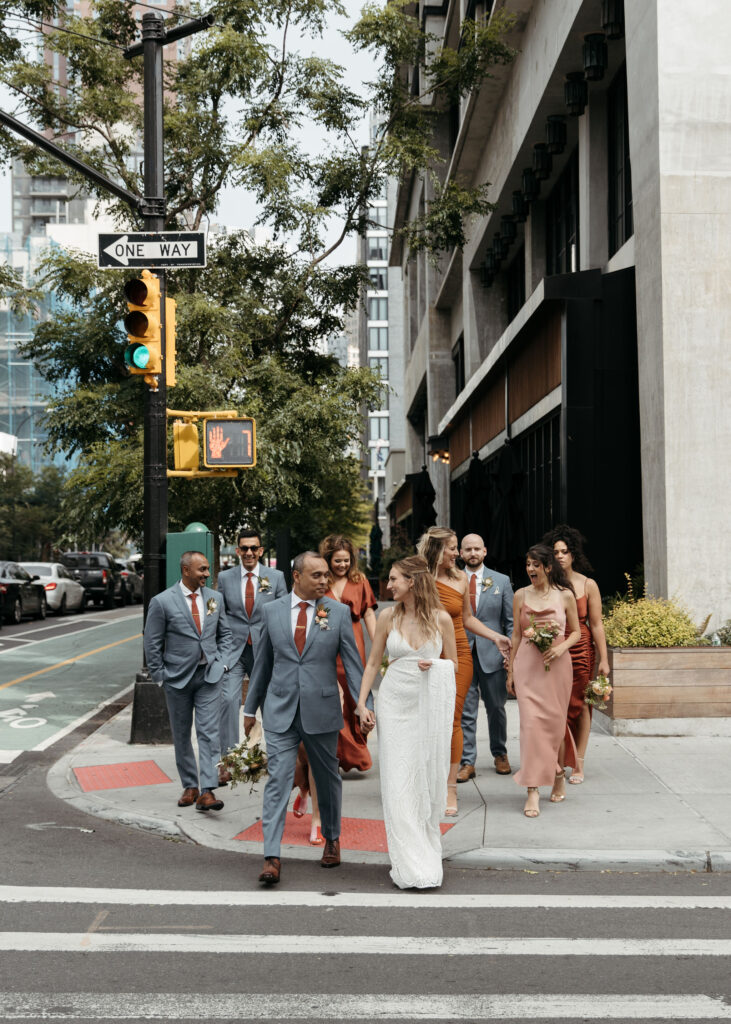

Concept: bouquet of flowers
[[584, 674, 613, 708], [217, 738, 268, 793], [523, 615, 561, 671]]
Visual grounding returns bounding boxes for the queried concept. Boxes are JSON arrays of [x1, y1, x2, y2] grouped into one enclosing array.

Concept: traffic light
[[124, 269, 161, 387], [165, 296, 176, 388], [173, 421, 199, 471]]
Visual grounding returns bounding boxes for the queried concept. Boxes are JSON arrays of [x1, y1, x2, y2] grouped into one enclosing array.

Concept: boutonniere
[[481, 576, 494, 592], [315, 604, 331, 630], [206, 598, 218, 616], [258, 576, 271, 593]]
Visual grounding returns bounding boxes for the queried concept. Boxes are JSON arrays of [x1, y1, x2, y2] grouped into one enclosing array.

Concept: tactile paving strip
[[234, 813, 453, 851], [73, 760, 172, 792]]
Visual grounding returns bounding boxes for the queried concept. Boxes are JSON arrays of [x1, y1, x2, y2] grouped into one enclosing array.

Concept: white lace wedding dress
[[377, 627, 456, 889]]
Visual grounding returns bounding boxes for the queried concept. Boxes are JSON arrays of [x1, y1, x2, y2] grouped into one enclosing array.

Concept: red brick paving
[[234, 813, 453, 852], [73, 760, 172, 792]]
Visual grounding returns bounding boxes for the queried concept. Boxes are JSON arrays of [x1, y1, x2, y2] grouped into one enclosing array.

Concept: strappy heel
[[445, 783, 458, 817], [569, 757, 585, 784], [523, 788, 540, 817], [550, 768, 566, 803]]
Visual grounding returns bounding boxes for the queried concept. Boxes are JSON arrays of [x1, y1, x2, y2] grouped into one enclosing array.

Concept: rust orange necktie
[[294, 601, 309, 655], [188, 592, 202, 635], [469, 573, 477, 614], [245, 572, 255, 617]]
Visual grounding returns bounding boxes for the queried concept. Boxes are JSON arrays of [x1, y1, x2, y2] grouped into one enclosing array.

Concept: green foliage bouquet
[[218, 739, 268, 793]]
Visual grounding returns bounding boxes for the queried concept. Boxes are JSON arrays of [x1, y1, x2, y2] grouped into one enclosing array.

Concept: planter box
[[594, 647, 731, 737]]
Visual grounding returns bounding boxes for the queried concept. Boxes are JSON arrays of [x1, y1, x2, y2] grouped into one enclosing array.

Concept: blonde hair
[[391, 555, 442, 641], [318, 534, 365, 584], [416, 526, 461, 580]]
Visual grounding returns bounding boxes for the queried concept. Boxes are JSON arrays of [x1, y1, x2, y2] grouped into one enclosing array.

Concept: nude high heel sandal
[[523, 788, 540, 818], [569, 757, 585, 784], [550, 768, 566, 803], [445, 783, 458, 817]]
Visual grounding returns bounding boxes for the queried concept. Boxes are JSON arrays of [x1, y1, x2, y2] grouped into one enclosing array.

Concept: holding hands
[[356, 703, 376, 734]]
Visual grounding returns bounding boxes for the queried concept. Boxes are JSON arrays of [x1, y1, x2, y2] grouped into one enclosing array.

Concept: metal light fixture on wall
[[533, 142, 552, 180], [601, 0, 624, 39], [484, 250, 497, 275], [480, 265, 494, 288], [583, 33, 608, 81], [564, 72, 588, 116], [493, 231, 509, 261], [521, 166, 540, 201], [545, 114, 567, 155], [500, 215, 517, 243], [512, 189, 529, 222]]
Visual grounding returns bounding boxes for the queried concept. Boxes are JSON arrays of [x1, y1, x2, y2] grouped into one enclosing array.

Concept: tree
[[2, 0, 515, 548], [0, 454, 65, 560]]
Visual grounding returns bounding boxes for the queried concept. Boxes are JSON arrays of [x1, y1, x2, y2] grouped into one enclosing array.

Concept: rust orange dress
[[435, 579, 474, 764], [327, 577, 378, 772], [566, 593, 595, 743]]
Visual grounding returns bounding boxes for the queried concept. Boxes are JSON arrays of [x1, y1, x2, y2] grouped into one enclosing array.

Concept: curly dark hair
[[525, 543, 575, 595], [542, 524, 594, 575]]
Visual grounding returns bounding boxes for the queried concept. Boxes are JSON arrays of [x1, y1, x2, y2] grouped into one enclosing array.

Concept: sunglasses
[[238, 544, 261, 552]]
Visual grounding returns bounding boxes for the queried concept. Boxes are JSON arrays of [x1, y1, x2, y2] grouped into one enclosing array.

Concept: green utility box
[[165, 521, 214, 588]]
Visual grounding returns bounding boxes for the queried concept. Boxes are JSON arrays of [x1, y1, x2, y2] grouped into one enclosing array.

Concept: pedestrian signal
[[203, 418, 256, 468], [124, 270, 161, 387]]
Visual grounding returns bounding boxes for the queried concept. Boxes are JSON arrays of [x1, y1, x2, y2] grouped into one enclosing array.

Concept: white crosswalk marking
[[0, 931, 730, 956], [0, 993, 730, 1020], [1, 885, 731, 909]]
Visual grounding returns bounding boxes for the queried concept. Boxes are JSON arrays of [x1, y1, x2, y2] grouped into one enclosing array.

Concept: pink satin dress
[[513, 599, 577, 787]]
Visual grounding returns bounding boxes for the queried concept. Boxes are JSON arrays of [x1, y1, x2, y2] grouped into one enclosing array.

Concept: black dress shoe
[[258, 857, 281, 884]]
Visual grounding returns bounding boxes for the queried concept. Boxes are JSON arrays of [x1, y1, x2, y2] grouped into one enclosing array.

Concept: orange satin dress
[[566, 594, 595, 742], [327, 577, 377, 772], [435, 580, 474, 764]]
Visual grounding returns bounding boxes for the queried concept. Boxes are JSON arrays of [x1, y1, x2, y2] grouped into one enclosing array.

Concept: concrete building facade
[[389, 0, 730, 627]]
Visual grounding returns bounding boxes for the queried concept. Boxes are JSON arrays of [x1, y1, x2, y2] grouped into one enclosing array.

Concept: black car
[[60, 551, 123, 609], [0, 561, 47, 624]]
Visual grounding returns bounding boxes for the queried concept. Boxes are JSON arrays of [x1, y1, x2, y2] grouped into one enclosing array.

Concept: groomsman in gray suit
[[458, 533, 514, 780], [215, 527, 287, 781], [144, 551, 232, 811], [244, 551, 372, 885]]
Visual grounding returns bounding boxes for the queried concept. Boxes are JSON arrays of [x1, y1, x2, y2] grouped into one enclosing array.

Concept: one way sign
[[98, 231, 206, 269]]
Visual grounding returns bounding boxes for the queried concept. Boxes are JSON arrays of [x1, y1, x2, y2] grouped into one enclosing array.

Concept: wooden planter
[[594, 647, 731, 736]]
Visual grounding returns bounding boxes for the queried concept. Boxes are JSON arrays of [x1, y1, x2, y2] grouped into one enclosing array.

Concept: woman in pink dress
[[507, 544, 581, 818]]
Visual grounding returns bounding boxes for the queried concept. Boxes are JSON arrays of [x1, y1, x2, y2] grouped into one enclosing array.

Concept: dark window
[[516, 412, 562, 544], [452, 335, 465, 397], [368, 326, 388, 350], [608, 63, 633, 257], [506, 245, 526, 322], [368, 267, 387, 290], [546, 149, 579, 275], [367, 236, 388, 261], [368, 297, 388, 321]]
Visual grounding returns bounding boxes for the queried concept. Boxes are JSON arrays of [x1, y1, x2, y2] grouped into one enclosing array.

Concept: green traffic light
[[125, 343, 151, 369]]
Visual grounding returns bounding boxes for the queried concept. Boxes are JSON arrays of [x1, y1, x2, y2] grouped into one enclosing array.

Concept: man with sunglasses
[[216, 528, 287, 780]]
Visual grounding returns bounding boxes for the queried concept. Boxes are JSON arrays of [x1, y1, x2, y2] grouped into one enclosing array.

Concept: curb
[[448, 847, 731, 873]]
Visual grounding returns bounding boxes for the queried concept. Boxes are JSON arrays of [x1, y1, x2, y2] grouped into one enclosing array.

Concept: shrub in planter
[[603, 596, 699, 648]]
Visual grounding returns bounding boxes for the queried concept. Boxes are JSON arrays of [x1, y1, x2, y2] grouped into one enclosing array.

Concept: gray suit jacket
[[244, 595, 373, 735], [144, 583, 233, 689], [216, 563, 287, 664], [464, 566, 514, 674]]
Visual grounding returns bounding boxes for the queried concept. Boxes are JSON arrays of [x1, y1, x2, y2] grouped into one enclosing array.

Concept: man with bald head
[[458, 534, 514, 780]]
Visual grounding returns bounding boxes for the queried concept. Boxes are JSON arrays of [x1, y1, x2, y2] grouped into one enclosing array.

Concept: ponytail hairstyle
[[542, 523, 594, 576], [525, 543, 575, 595], [391, 555, 442, 640], [416, 526, 460, 580], [318, 534, 364, 584]]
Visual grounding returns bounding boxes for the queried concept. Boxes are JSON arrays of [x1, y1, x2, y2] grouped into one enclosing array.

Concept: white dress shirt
[[465, 565, 485, 586], [240, 561, 261, 607], [180, 581, 206, 663], [290, 592, 315, 639]]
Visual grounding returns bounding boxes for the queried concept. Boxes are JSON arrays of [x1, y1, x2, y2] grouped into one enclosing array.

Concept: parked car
[[60, 551, 123, 609], [20, 562, 86, 615], [115, 559, 144, 604], [0, 561, 47, 624]]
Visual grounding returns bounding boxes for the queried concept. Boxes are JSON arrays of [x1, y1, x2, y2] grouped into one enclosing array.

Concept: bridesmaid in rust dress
[[417, 527, 511, 817], [507, 544, 580, 818], [545, 525, 610, 784], [319, 534, 377, 773]]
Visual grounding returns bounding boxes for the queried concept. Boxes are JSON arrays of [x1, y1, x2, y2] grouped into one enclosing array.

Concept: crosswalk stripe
[[0, 993, 730, 1019], [1, 932, 730, 955], [2, 886, 731, 910]]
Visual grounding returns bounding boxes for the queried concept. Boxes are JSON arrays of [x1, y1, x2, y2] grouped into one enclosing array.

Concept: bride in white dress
[[356, 556, 458, 889]]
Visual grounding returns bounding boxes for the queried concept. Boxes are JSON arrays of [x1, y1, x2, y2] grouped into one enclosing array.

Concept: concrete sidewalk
[[47, 700, 731, 872]]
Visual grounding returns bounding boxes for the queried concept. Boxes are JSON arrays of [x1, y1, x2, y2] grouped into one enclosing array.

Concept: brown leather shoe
[[321, 838, 341, 868], [195, 790, 224, 811], [258, 857, 281, 885], [177, 787, 199, 807], [218, 768, 232, 785], [456, 764, 475, 783], [494, 754, 512, 775]]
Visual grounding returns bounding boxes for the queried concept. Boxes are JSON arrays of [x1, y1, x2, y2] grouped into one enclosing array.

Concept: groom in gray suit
[[244, 551, 372, 884], [215, 527, 287, 780], [459, 533, 514, 779], [144, 551, 232, 812]]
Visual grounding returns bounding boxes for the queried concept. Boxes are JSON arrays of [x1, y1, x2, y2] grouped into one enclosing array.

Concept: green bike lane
[[0, 612, 143, 765]]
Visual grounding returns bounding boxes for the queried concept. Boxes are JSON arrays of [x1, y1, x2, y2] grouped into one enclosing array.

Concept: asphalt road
[[1, 609, 730, 1022]]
